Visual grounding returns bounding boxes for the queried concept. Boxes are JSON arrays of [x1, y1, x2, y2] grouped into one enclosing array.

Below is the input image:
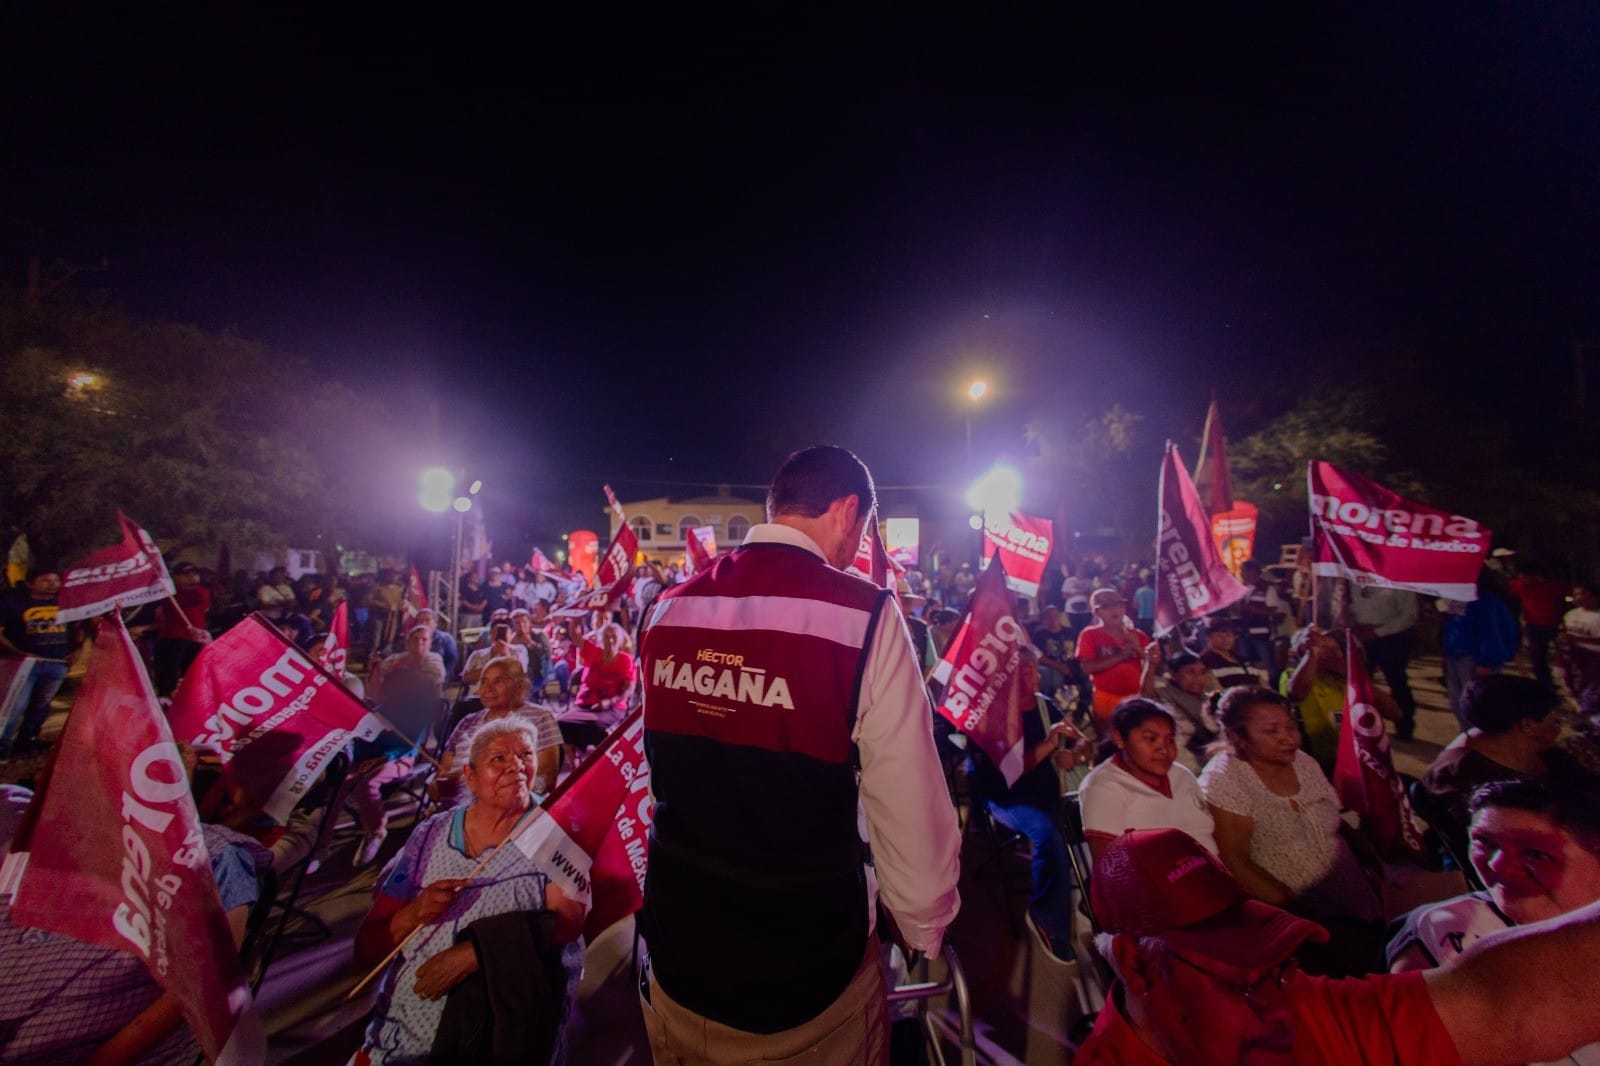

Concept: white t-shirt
[[1062, 576, 1094, 614], [1079, 756, 1219, 856], [1199, 750, 1343, 896], [1565, 607, 1600, 650]]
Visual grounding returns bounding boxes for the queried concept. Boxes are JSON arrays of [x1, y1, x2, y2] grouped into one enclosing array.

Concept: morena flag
[[1335, 632, 1425, 858], [684, 525, 717, 576], [931, 558, 1029, 785], [1307, 462, 1490, 601], [1155, 443, 1250, 636], [981, 512, 1053, 598], [56, 511, 175, 622]]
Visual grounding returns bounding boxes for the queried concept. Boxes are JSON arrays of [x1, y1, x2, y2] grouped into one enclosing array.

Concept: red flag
[[981, 512, 1054, 598], [1193, 396, 1234, 515], [529, 547, 564, 576], [315, 599, 349, 677], [596, 523, 639, 591], [684, 525, 717, 576], [847, 513, 903, 590], [1210, 501, 1260, 578], [6, 615, 261, 1062], [1335, 632, 1426, 858], [931, 560, 1029, 785], [168, 615, 382, 823], [512, 709, 651, 939], [568, 530, 600, 586], [401, 564, 429, 631], [1308, 462, 1490, 600], [57, 511, 175, 622], [1155, 442, 1251, 636]]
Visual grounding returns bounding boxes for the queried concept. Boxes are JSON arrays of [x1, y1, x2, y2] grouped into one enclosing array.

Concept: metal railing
[[887, 944, 975, 1066]]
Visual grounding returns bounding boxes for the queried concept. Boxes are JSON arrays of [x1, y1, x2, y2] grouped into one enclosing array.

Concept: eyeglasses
[[1169, 952, 1296, 1010]]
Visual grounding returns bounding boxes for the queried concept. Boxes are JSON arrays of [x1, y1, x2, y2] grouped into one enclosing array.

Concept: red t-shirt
[[156, 584, 212, 640], [1075, 624, 1149, 697], [1073, 972, 1462, 1066], [1510, 576, 1570, 629], [577, 642, 635, 704]]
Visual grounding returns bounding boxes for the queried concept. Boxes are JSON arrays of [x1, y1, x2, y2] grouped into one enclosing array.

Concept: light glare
[[967, 379, 988, 401], [418, 467, 455, 513], [452, 496, 473, 513], [965, 464, 1023, 516]]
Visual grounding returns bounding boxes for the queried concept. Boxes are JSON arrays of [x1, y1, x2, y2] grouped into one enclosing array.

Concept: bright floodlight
[[469, 479, 483, 495], [968, 514, 984, 530], [967, 379, 988, 402], [418, 467, 455, 513], [452, 496, 473, 513], [965, 464, 1022, 516]]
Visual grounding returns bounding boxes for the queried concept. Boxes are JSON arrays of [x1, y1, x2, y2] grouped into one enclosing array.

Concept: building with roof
[[607, 486, 767, 562]]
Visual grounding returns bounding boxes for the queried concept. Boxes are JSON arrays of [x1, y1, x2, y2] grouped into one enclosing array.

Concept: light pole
[[964, 379, 988, 468]]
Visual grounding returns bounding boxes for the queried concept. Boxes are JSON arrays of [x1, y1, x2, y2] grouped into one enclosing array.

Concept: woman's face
[[478, 663, 521, 711], [1117, 716, 1178, 779], [464, 732, 537, 813], [601, 626, 620, 655], [1240, 702, 1301, 767], [1470, 805, 1600, 926]]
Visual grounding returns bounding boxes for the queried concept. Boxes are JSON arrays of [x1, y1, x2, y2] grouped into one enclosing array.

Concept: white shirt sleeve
[[854, 597, 962, 956]]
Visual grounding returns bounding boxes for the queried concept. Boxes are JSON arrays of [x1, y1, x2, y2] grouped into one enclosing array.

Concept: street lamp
[[418, 467, 455, 514], [964, 379, 989, 467], [966, 463, 1022, 566]]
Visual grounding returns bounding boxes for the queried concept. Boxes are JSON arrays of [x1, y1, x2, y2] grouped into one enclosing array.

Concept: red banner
[[167, 615, 381, 823], [1193, 396, 1234, 515], [930, 560, 1028, 785], [7, 615, 260, 1062], [1335, 633, 1425, 858], [1211, 501, 1259, 578], [847, 514, 903, 591], [315, 599, 349, 677], [529, 547, 564, 577], [57, 511, 175, 622], [597, 523, 639, 591], [981, 512, 1054, 598], [684, 525, 717, 576], [1308, 462, 1490, 601], [568, 530, 600, 586], [1156, 443, 1250, 636], [512, 708, 650, 939]]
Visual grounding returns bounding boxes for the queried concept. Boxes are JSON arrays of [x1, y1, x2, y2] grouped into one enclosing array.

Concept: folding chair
[[1059, 791, 1112, 1039], [887, 943, 976, 1066], [965, 799, 1033, 939], [1406, 775, 1484, 892]]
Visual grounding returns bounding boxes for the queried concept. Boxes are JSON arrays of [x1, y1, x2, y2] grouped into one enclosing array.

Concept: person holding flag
[[636, 445, 959, 1065]]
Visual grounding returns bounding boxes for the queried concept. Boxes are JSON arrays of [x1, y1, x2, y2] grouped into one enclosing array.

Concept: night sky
[[5, 7, 1597, 543]]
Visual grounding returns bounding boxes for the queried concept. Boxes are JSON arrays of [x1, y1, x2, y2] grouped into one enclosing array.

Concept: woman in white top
[[1080, 698, 1218, 864], [1199, 685, 1383, 973]]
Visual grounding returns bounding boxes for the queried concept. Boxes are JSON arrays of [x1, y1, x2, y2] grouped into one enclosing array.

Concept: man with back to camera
[[636, 445, 960, 1065], [1075, 827, 1600, 1065]]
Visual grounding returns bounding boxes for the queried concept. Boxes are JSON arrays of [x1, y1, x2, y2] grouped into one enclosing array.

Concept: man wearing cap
[[1077, 827, 1600, 1065], [637, 445, 960, 1064], [151, 562, 213, 696], [1076, 587, 1152, 726]]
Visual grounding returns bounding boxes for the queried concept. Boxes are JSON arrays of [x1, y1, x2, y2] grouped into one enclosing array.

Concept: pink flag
[[684, 525, 717, 576], [56, 511, 175, 622], [847, 513, 903, 590], [401, 564, 429, 631], [1193, 396, 1234, 515], [1308, 462, 1490, 600], [513, 708, 651, 939], [168, 615, 381, 823], [315, 599, 350, 676], [931, 559, 1029, 785], [7, 614, 261, 1062], [1335, 632, 1425, 858], [529, 547, 564, 576], [1155, 442, 1251, 636], [981, 512, 1054, 598]]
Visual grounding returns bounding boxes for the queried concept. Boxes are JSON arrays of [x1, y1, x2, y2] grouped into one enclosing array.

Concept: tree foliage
[[0, 289, 408, 565]]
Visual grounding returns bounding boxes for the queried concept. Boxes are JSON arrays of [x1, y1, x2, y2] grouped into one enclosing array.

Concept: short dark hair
[[1461, 675, 1559, 734], [1110, 697, 1176, 739], [1470, 778, 1600, 856], [929, 608, 960, 626], [766, 445, 876, 521], [1167, 651, 1202, 673]]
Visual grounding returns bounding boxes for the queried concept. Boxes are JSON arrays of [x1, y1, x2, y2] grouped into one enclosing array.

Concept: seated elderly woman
[[354, 718, 586, 1064], [1199, 685, 1384, 974], [1079, 698, 1218, 864], [1418, 674, 1587, 857], [563, 622, 636, 749], [1389, 777, 1600, 972], [434, 656, 562, 805]]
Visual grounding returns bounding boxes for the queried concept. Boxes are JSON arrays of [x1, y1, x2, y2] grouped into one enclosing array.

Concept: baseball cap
[[1092, 828, 1327, 971], [1090, 587, 1125, 609]]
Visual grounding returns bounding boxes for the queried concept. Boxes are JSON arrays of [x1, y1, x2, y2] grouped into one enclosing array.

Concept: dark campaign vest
[[639, 542, 889, 1033]]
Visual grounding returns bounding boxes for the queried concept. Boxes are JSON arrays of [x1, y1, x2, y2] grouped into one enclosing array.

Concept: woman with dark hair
[[1200, 685, 1383, 971], [1079, 697, 1217, 864]]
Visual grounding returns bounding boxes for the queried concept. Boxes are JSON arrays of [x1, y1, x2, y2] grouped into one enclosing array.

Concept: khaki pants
[[640, 945, 887, 1065]]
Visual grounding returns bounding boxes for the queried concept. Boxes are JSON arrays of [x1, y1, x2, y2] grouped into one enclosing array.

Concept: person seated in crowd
[[967, 647, 1091, 964], [1198, 618, 1259, 690], [1138, 647, 1220, 772], [410, 608, 459, 684], [509, 608, 557, 694], [1074, 826, 1600, 1065], [256, 564, 298, 621], [1076, 587, 1151, 728], [1283, 625, 1398, 774], [1200, 685, 1384, 973], [461, 623, 528, 698], [354, 719, 586, 1065], [1389, 778, 1600, 979], [435, 657, 562, 805], [1080, 698, 1217, 864], [0, 748, 265, 1064], [1560, 582, 1600, 701], [563, 622, 636, 749], [1418, 675, 1586, 857]]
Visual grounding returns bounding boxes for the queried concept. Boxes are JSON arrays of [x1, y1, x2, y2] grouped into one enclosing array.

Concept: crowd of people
[[4, 467, 1600, 1063]]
